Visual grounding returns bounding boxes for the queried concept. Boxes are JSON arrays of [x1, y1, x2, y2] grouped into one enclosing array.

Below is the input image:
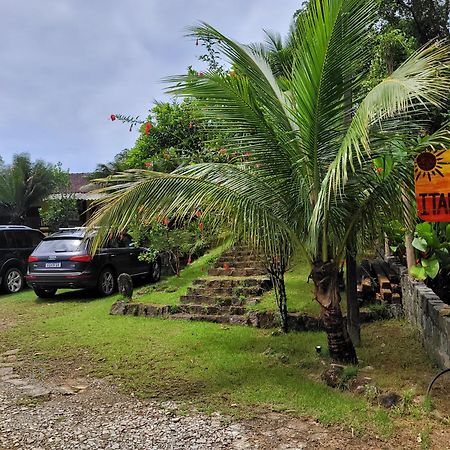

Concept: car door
[[4, 231, 26, 272], [103, 236, 133, 276]]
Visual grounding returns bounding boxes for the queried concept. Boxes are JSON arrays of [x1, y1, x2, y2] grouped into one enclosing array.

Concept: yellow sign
[[415, 149, 450, 222]]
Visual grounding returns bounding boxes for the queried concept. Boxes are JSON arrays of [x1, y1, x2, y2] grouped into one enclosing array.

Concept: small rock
[[378, 392, 401, 409], [321, 365, 344, 388], [55, 386, 76, 395], [0, 367, 13, 377], [2, 349, 19, 357]]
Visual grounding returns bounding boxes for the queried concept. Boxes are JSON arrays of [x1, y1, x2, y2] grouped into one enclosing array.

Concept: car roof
[[0, 225, 40, 231], [0, 225, 32, 230], [46, 227, 96, 239]]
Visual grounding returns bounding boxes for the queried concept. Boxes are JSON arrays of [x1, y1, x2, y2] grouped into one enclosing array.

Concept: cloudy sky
[[0, 0, 299, 173]]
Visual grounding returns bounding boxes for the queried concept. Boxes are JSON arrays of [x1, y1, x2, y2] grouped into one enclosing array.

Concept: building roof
[[69, 173, 91, 193]]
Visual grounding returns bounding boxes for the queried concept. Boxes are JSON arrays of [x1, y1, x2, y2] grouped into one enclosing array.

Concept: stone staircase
[[171, 247, 271, 324], [111, 246, 275, 326]]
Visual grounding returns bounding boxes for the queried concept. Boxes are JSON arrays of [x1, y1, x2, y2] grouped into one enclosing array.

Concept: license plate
[[45, 262, 61, 268]]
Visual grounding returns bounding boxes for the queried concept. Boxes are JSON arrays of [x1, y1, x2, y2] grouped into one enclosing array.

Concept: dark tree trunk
[[346, 246, 361, 346], [311, 260, 358, 364], [271, 269, 288, 332]]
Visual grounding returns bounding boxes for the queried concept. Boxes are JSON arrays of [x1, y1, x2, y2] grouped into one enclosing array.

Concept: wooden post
[[346, 244, 361, 346]]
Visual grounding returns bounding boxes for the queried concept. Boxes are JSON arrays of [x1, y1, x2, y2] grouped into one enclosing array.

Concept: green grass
[[0, 286, 393, 434], [248, 252, 320, 315], [0, 247, 441, 439], [132, 243, 228, 305]]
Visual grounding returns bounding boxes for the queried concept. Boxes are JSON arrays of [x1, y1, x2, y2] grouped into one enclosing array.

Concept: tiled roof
[[69, 173, 90, 193]]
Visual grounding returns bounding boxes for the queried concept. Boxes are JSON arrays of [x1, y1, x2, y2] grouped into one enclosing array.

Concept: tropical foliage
[[89, 0, 450, 362], [0, 153, 67, 224]]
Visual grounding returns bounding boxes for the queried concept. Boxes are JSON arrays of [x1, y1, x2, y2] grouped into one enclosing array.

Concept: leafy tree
[[0, 153, 66, 224], [89, 0, 450, 363], [379, 0, 450, 45]]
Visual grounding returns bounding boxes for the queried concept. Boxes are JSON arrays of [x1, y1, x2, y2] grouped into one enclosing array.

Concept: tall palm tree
[[0, 154, 59, 224], [89, 0, 450, 363]]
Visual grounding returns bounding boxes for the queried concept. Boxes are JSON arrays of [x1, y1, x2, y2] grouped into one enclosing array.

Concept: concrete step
[[192, 277, 272, 289], [168, 313, 251, 326], [208, 267, 267, 277], [169, 313, 232, 324], [215, 260, 265, 269], [179, 294, 247, 306], [187, 286, 266, 297], [173, 304, 247, 315]]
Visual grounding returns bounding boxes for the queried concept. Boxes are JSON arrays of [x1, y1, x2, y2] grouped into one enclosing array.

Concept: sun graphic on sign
[[415, 149, 450, 182]]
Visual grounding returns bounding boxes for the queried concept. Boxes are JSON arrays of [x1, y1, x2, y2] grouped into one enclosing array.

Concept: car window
[[117, 234, 133, 248], [29, 231, 44, 247], [4, 231, 23, 248], [34, 238, 86, 254]]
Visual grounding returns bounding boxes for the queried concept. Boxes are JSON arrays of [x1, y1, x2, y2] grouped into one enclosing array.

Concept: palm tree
[[0, 154, 60, 224], [89, 0, 450, 363]]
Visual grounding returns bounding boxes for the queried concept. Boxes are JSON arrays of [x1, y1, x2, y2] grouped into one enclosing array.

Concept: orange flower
[[144, 122, 152, 134], [145, 161, 153, 168], [198, 222, 204, 232], [223, 262, 230, 272], [195, 210, 202, 218], [163, 217, 170, 226], [375, 167, 384, 174]]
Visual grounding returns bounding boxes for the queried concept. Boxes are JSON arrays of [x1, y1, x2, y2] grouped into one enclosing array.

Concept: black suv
[[26, 228, 161, 298], [0, 225, 45, 294]]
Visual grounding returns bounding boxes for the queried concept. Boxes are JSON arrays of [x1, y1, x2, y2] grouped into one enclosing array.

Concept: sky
[[0, 0, 300, 173]]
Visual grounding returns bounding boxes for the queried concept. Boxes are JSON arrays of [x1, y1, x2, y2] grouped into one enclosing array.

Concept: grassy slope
[[248, 251, 321, 315], [131, 243, 227, 305]]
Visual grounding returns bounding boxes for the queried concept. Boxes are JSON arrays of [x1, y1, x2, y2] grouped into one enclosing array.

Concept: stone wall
[[392, 262, 450, 368]]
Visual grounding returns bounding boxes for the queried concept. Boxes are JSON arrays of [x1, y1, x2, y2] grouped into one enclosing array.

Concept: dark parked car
[[0, 225, 45, 294], [26, 228, 161, 298]]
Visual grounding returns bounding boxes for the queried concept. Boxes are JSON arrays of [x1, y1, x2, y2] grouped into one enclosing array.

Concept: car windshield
[[35, 238, 86, 254]]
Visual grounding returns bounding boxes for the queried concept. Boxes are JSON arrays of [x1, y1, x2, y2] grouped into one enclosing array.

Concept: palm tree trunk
[[311, 260, 358, 364], [271, 269, 288, 332]]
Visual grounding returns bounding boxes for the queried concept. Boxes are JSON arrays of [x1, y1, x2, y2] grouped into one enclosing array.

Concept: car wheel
[[3, 268, 24, 294], [34, 287, 57, 299], [149, 260, 161, 283], [97, 268, 116, 296]]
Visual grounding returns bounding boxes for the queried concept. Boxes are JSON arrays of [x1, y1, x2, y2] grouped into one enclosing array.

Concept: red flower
[[145, 161, 153, 168], [144, 122, 152, 135], [375, 167, 384, 174], [163, 217, 170, 226], [189, 122, 193, 129], [110, 114, 116, 121], [223, 262, 230, 272], [198, 222, 204, 232], [195, 210, 202, 218]]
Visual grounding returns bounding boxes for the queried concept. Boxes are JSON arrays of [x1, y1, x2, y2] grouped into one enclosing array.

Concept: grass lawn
[[0, 247, 445, 440], [248, 251, 321, 315], [131, 243, 227, 306]]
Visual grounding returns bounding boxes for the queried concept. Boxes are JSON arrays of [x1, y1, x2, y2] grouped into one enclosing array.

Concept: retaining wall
[[391, 262, 450, 368]]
